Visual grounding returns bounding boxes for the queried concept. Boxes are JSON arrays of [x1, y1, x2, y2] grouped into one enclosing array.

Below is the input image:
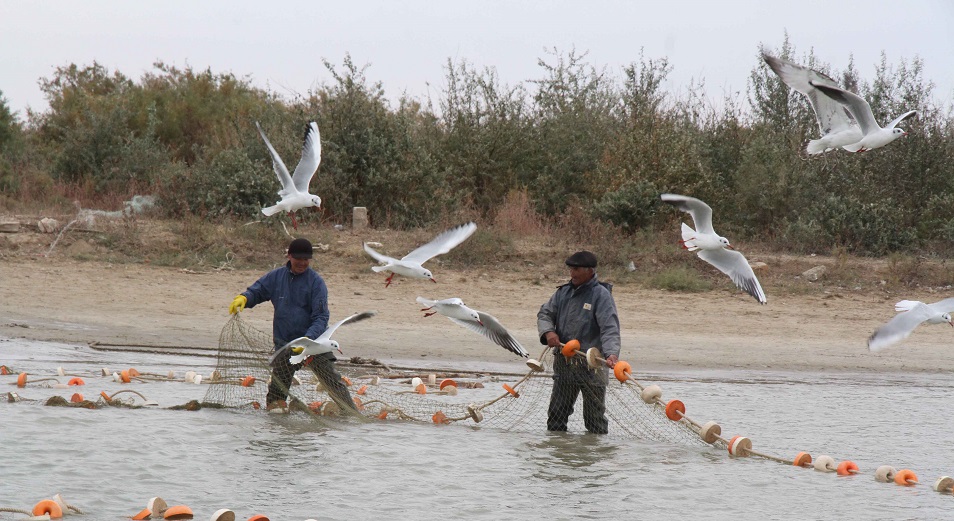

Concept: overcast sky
[[2, 0, 952, 118]]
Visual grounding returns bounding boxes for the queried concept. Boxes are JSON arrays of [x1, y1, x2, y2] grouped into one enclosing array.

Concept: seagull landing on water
[[867, 299, 954, 352], [760, 50, 862, 156], [416, 297, 529, 358], [809, 81, 917, 153], [660, 194, 767, 305], [363, 222, 477, 287], [256, 121, 323, 230], [268, 311, 376, 366]]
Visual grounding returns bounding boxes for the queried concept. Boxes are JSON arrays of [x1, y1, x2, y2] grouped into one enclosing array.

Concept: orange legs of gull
[[288, 211, 299, 230], [384, 273, 395, 287]]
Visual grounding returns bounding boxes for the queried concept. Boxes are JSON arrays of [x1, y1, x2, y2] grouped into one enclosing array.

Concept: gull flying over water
[[809, 81, 917, 153], [660, 193, 767, 304], [364, 222, 477, 287], [268, 311, 376, 365], [761, 50, 862, 156], [416, 296, 529, 358], [257, 121, 323, 229], [868, 299, 954, 352]]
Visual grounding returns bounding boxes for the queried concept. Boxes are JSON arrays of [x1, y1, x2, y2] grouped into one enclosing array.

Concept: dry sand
[[1, 254, 952, 375]]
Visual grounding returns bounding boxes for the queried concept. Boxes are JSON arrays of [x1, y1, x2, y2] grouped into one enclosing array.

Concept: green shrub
[[650, 266, 713, 292]]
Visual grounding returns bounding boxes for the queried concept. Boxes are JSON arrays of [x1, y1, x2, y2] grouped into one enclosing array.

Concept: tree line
[[1, 39, 952, 256]]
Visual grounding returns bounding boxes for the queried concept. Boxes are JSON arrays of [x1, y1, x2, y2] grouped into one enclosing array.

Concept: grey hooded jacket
[[537, 274, 621, 382]]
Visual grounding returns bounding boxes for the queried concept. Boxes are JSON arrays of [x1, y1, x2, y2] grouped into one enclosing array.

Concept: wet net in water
[[204, 315, 709, 446]]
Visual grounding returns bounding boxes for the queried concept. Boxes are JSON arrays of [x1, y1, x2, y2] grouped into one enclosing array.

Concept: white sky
[[2, 0, 952, 118]]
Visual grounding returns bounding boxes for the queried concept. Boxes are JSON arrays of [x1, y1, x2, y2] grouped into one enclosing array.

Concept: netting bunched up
[[204, 315, 710, 446]]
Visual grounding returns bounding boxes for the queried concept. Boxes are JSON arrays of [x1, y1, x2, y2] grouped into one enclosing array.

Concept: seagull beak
[[337, 347, 344, 354], [477, 320, 484, 326], [726, 244, 735, 250], [430, 278, 437, 283]]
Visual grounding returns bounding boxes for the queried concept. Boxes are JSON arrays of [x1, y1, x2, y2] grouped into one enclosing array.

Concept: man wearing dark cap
[[228, 238, 355, 412], [537, 250, 621, 434]]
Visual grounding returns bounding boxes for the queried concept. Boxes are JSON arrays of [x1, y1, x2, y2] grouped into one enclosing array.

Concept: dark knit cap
[[287, 238, 313, 259], [565, 250, 597, 268]]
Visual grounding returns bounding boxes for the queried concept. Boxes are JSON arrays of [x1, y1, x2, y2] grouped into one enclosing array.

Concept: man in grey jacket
[[537, 250, 621, 434]]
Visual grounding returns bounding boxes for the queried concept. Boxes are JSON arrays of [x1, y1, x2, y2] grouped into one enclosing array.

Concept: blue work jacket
[[242, 262, 329, 349]]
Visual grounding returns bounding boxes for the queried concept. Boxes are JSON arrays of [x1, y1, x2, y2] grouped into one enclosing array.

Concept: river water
[[2, 337, 953, 520]]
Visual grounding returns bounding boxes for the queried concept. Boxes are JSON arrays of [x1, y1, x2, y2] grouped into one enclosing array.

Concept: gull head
[[309, 195, 322, 208], [416, 267, 435, 282], [944, 313, 953, 327], [467, 309, 482, 325], [330, 340, 342, 354], [892, 128, 907, 138], [719, 237, 734, 250]]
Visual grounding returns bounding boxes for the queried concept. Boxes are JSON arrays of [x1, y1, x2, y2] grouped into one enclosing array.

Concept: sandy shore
[[1, 256, 951, 374]]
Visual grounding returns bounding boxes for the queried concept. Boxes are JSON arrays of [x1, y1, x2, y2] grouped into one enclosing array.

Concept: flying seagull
[[660, 193, 767, 304], [268, 311, 377, 365], [868, 299, 954, 352], [761, 50, 862, 156], [417, 296, 529, 358], [809, 81, 917, 152], [257, 121, 323, 229], [364, 222, 477, 287]]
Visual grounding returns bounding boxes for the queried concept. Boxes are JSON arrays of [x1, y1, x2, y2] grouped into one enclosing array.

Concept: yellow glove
[[229, 295, 247, 315]]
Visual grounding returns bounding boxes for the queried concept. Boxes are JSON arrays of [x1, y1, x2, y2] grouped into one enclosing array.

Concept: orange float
[[353, 397, 365, 411], [415, 383, 427, 394], [70, 393, 84, 403], [727, 435, 752, 457], [247, 515, 270, 521], [128, 368, 141, 377], [792, 452, 812, 467], [132, 507, 152, 520], [439, 378, 457, 390], [0, 365, 9, 374], [664, 399, 685, 421], [251, 401, 261, 410], [503, 383, 520, 398], [241, 376, 256, 387], [613, 361, 632, 383], [33, 499, 63, 519], [68, 377, 85, 386], [163, 505, 194, 520], [100, 391, 111, 402], [356, 385, 367, 395], [120, 370, 131, 383], [377, 410, 388, 420], [432, 411, 449, 424], [837, 461, 859, 476], [894, 469, 918, 486], [341, 376, 352, 386], [308, 401, 322, 412], [561, 339, 581, 358], [17, 372, 27, 388]]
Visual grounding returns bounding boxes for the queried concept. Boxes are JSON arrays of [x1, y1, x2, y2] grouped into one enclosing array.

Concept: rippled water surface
[[3, 337, 954, 520]]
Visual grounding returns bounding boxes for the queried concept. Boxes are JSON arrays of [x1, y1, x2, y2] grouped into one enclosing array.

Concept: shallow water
[[2, 337, 954, 520]]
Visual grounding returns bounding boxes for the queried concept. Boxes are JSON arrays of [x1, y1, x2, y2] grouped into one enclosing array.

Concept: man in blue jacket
[[537, 250, 621, 434], [229, 238, 355, 412]]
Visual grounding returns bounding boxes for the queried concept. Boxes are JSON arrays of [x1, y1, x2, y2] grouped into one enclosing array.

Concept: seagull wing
[[761, 52, 855, 134], [810, 82, 879, 135], [697, 248, 767, 304], [884, 110, 917, 130], [928, 298, 954, 314], [448, 311, 529, 358], [316, 310, 377, 341], [364, 243, 398, 265], [255, 122, 296, 196], [402, 222, 478, 263], [291, 122, 322, 193], [268, 336, 311, 366], [868, 303, 935, 352], [660, 194, 715, 235]]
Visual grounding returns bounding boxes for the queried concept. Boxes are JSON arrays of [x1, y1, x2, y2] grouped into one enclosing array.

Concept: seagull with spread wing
[[416, 296, 529, 358], [256, 121, 323, 229], [268, 311, 376, 366], [809, 81, 917, 152], [364, 222, 477, 287], [761, 50, 862, 156], [868, 299, 954, 352], [660, 194, 766, 304]]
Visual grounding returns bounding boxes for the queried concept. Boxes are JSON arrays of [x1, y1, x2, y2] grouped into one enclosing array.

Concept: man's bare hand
[[545, 331, 561, 348]]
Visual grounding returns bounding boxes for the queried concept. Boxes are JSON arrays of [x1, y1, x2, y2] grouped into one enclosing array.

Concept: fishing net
[[204, 315, 709, 446]]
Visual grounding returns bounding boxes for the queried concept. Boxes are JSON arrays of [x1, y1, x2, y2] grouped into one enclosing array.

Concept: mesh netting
[[204, 315, 709, 446]]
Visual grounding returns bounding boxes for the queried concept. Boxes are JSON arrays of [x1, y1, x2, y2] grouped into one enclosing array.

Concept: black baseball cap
[[565, 250, 597, 268], [287, 238, 313, 259]]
